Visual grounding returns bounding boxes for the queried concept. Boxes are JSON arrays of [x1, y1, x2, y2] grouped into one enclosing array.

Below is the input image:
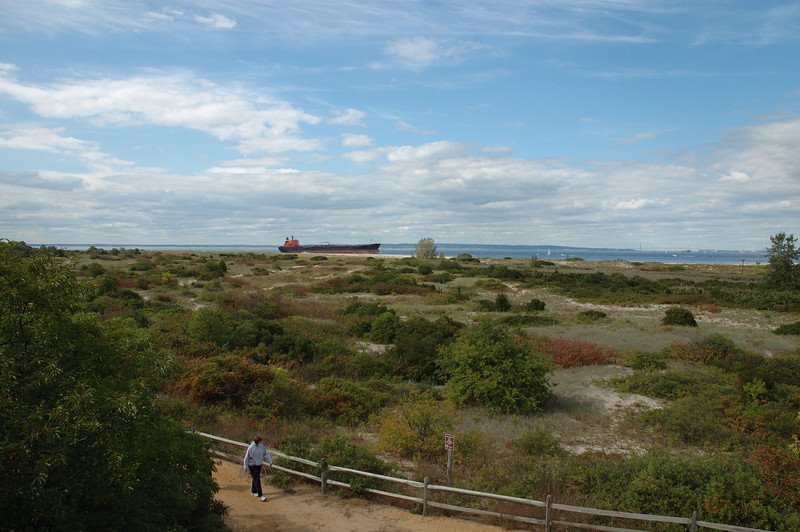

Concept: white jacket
[[243, 442, 273, 470]]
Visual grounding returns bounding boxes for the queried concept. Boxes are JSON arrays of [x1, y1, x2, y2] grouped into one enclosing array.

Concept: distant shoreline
[[34, 242, 769, 265]]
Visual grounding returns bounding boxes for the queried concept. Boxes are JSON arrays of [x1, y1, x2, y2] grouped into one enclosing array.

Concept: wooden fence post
[[423, 476, 429, 517], [321, 468, 328, 494], [690, 510, 697, 532], [545, 494, 552, 532]]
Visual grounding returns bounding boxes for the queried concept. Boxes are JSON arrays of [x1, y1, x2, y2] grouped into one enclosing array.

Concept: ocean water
[[44, 242, 769, 265]]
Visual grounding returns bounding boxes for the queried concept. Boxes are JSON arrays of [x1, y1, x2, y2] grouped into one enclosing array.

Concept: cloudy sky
[[1, 1, 798, 249]]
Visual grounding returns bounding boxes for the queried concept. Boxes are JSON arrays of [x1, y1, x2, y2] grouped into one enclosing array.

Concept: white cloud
[[329, 108, 365, 126], [343, 150, 380, 164], [393, 120, 434, 136], [0, 125, 133, 176], [341, 133, 372, 147], [0, 71, 322, 154], [384, 37, 479, 69], [194, 13, 237, 29], [713, 117, 800, 183], [617, 129, 674, 144], [603, 197, 669, 211], [718, 171, 751, 183]]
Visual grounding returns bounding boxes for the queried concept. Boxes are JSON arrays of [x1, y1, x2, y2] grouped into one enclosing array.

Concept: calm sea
[[44, 243, 768, 265]]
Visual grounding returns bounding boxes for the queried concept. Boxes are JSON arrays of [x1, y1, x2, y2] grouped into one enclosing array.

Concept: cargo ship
[[278, 237, 380, 254]]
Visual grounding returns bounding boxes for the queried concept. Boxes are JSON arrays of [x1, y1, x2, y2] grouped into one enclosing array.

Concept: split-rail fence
[[195, 431, 770, 532]]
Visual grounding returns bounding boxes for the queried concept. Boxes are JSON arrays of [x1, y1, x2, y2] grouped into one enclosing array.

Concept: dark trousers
[[249, 464, 263, 496]]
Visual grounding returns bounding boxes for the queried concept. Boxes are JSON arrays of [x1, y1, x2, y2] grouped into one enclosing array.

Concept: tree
[[766, 232, 799, 288], [438, 321, 554, 414], [0, 242, 225, 530], [416, 237, 437, 259]]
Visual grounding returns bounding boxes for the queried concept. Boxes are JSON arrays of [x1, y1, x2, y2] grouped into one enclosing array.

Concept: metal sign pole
[[446, 448, 453, 485]]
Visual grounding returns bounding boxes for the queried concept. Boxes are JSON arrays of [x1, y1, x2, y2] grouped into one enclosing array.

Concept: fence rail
[[194, 431, 770, 532]]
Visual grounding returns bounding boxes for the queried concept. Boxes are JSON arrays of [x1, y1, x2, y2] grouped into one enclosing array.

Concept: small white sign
[[444, 433, 454, 451]]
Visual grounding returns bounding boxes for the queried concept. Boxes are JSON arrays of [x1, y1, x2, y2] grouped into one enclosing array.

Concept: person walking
[[243, 436, 273, 502]]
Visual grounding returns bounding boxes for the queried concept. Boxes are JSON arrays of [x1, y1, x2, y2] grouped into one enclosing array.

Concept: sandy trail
[[213, 459, 516, 531]]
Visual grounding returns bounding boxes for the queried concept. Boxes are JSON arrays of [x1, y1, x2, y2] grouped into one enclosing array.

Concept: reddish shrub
[[544, 337, 617, 367], [749, 446, 800, 507], [699, 302, 721, 313]]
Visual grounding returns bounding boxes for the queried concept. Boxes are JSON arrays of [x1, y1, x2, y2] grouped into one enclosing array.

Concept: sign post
[[444, 433, 454, 484]]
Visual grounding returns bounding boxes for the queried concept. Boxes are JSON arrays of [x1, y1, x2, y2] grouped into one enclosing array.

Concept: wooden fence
[[195, 431, 770, 532]]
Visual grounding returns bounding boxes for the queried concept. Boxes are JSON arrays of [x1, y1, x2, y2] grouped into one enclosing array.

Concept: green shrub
[[577, 309, 607, 321], [390, 315, 462, 382], [523, 298, 546, 311], [198, 259, 227, 280], [629, 351, 667, 371], [545, 452, 796, 530], [667, 333, 740, 365], [315, 435, 392, 494], [313, 377, 391, 424], [368, 311, 400, 343], [246, 367, 311, 421], [377, 392, 456, 458], [775, 321, 800, 335], [438, 321, 554, 414], [641, 394, 738, 447], [516, 428, 561, 456], [180, 354, 273, 407], [423, 272, 453, 283], [494, 293, 512, 312], [497, 314, 559, 326], [610, 366, 732, 400], [343, 301, 391, 317], [662, 306, 698, 327]]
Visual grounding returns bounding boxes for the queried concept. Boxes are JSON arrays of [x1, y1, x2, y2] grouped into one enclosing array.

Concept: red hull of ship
[[278, 242, 380, 254]]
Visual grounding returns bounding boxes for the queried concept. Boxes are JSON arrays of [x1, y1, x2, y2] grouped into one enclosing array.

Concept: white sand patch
[[355, 341, 389, 354]]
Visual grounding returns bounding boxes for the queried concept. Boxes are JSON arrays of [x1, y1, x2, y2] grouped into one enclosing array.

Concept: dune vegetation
[[2, 240, 799, 530]]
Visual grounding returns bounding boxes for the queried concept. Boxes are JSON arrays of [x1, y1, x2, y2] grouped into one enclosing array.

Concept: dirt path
[[214, 459, 518, 531]]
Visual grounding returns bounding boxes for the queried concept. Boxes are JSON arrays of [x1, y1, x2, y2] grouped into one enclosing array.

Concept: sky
[[0, 1, 798, 250]]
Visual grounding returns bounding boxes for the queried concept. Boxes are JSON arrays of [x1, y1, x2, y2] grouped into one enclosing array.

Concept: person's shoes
[[251, 492, 258, 497], [259, 496, 267, 502]]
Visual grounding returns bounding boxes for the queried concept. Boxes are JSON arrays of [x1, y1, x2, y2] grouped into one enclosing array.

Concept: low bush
[[662, 306, 698, 327], [666, 333, 740, 365], [775, 320, 800, 335], [315, 435, 393, 494], [628, 351, 667, 371], [576, 309, 607, 322], [313, 377, 392, 425], [377, 392, 456, 458], [544, 337, 617, 367], [417, 264, 433, 275], [389, 315, 462, 382], [476, 292, 512, 312], [180, 354, 274, 406], [438, 321, 554, 414], [497, 314, 559, 326], [609, 366, 732, 400], [547, 451, 797, 530], [516, 428, 560, 456], [523, 298, 546, 311], [246, 367, 312, 421], [368, 311, 400, 343], [640, 394, 738, 447]]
